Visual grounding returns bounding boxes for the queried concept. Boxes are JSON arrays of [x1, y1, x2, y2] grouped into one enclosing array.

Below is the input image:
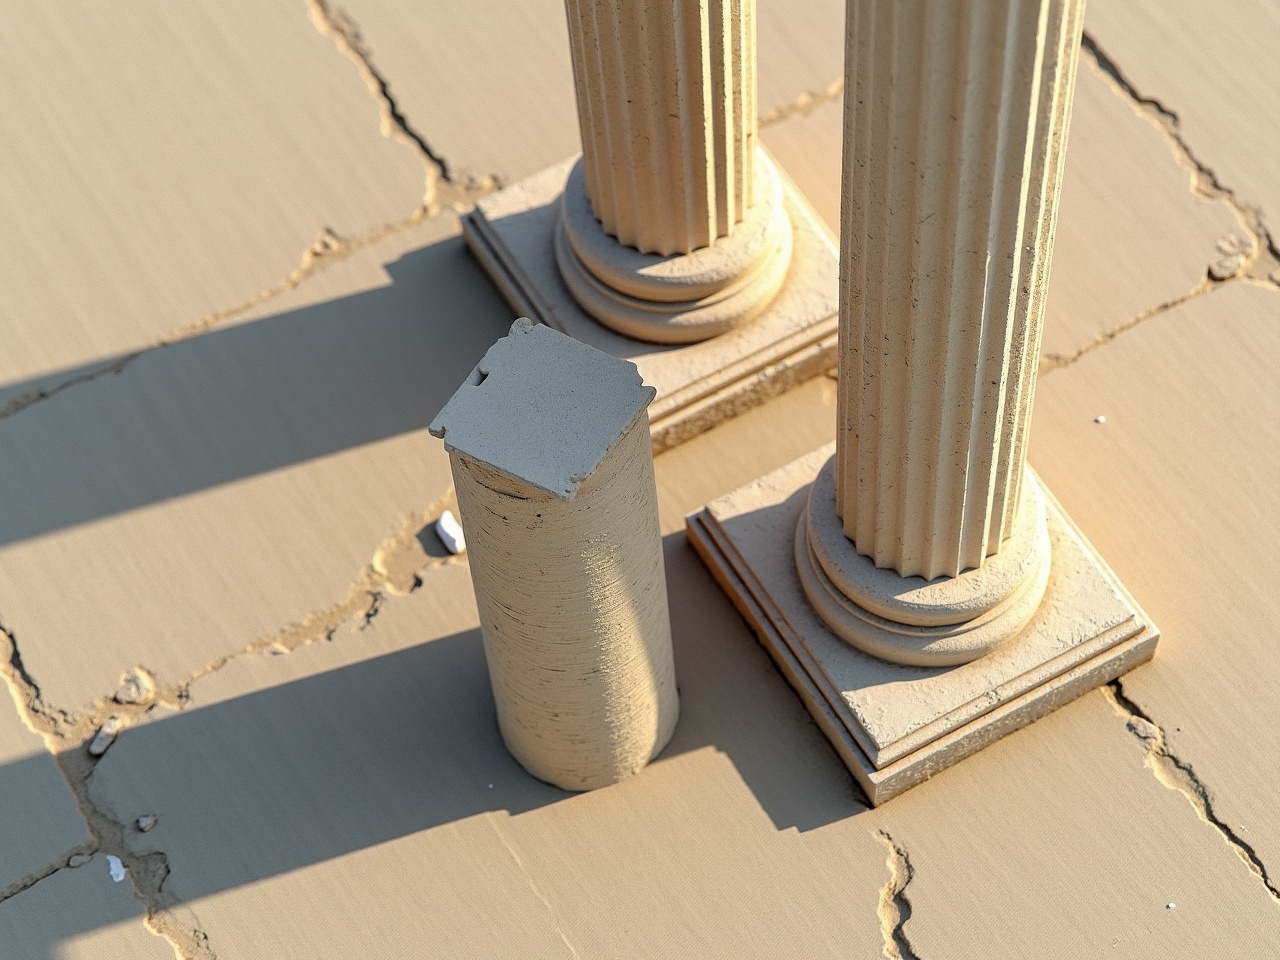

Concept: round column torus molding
[[798, 0, 1084, 666], [555, 151, 792, 344], [558, 0, 792, 344]]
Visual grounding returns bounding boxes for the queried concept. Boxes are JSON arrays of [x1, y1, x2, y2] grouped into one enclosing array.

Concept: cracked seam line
[[1103, 680, 1280, 907], [487, 816, 582, 960], [758, 76, 844, 129], [0, 623, 217, 960], [1081, 32, 1280, 285], [3, 0, 499, 427], [0, 488, 462, 956], [0, 843, 95, 906], [874, 830, 921, 960], [1040, 34, 1280, 375]]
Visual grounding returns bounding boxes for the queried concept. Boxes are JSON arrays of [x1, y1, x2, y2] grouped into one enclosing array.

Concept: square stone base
[[687, 444, 1159, 805], [462, 152, 838, 452]]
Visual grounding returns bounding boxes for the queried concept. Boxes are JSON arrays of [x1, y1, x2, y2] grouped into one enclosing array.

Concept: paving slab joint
[[874, 830, 921, 960], [1103, 680, 1280, 906]]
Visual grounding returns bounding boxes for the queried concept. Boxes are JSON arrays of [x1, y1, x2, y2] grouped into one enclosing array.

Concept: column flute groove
[[556, 0, 792, 344]]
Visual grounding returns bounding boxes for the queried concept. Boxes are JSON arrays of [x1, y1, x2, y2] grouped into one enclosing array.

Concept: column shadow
[[0, 234, 516, 548]]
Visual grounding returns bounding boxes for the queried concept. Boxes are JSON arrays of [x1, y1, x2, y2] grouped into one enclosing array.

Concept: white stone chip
[[136, 814, 159, 833], [106, 855, 126, 882], [88, 716, 126, 757], [435, 510, 466, 555], [1093, 415, 1107, 424]]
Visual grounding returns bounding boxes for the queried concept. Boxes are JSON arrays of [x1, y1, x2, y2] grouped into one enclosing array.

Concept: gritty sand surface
[[1, 0, 1278, 957]]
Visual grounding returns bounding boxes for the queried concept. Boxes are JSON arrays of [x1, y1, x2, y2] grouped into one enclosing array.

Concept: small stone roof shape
[[429, 318, 656, 500]]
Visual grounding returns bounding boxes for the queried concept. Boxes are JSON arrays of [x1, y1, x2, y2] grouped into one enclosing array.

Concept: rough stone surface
[[434, 321, 677, 791], [1033, 282, 1280, 898]]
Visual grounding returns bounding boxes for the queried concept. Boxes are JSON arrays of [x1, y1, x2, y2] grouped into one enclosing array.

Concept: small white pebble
[[106, 855, 126, 883], [136, 814, 159, 833], [1093, 415, 1107, 424], [1166, 902, 1176, 910], [67, 853, 92, 868], [88, 716, 125, 757], [435, 510, 466, 555], [488, 783, 494, 789]]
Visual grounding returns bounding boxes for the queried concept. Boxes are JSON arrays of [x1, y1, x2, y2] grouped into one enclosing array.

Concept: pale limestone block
[[688, 445, 1156, 803], [431, 320, 678, 791]]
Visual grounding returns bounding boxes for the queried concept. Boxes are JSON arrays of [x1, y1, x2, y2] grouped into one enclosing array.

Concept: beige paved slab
[[876, 692, 1280, 957], [0, 689, 87, 890], [0, 855, 172, 960], [759, 61, 1241, 363], [88, 560, 889, 959], [337, 0, 844, 191], [1032, 281, 1280, 902], [1087, 0, 1280, 277], [0, 0, 425, 409], [0, 213, 512, 712], [1044, 59, 1242, 360]]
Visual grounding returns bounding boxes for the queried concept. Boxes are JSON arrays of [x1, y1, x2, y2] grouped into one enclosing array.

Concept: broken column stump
[[430, 318, 679, 791]]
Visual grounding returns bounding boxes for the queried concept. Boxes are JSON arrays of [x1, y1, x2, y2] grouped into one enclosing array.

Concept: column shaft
[[835, 0, 1084, 580], [565, 0, 756, 255]]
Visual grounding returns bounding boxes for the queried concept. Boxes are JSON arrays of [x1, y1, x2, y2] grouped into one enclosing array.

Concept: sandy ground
[[1, 0, 1278, 957]]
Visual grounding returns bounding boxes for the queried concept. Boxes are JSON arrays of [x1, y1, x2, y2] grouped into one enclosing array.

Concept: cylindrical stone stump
[[430, 318, 679, 791]]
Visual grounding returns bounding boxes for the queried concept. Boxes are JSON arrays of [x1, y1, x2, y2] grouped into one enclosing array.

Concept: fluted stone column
[[798, 0, 1085, 667], [555, 0, 793, 344]]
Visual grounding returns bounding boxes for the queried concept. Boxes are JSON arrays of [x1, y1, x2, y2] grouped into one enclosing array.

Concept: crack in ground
[[487, 815, 582, 960], [1103, 680, 1280, 907], [0, 844, 95, 906], [3, 0, 499, 428], [1039, 278, 1213, 374], [1039, 35, 1280, 375], [0, 488, 463, 957], [306, 0, 498, 213], [0, 624, 216, 959], [758, 76, 844, 129], [1081, 33, 1280, 286], [874, 830, 920, 960]]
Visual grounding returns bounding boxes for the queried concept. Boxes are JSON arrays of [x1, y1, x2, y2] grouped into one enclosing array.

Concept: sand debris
[[68, 853, 93, 868], [114, 667, 157, 705]]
